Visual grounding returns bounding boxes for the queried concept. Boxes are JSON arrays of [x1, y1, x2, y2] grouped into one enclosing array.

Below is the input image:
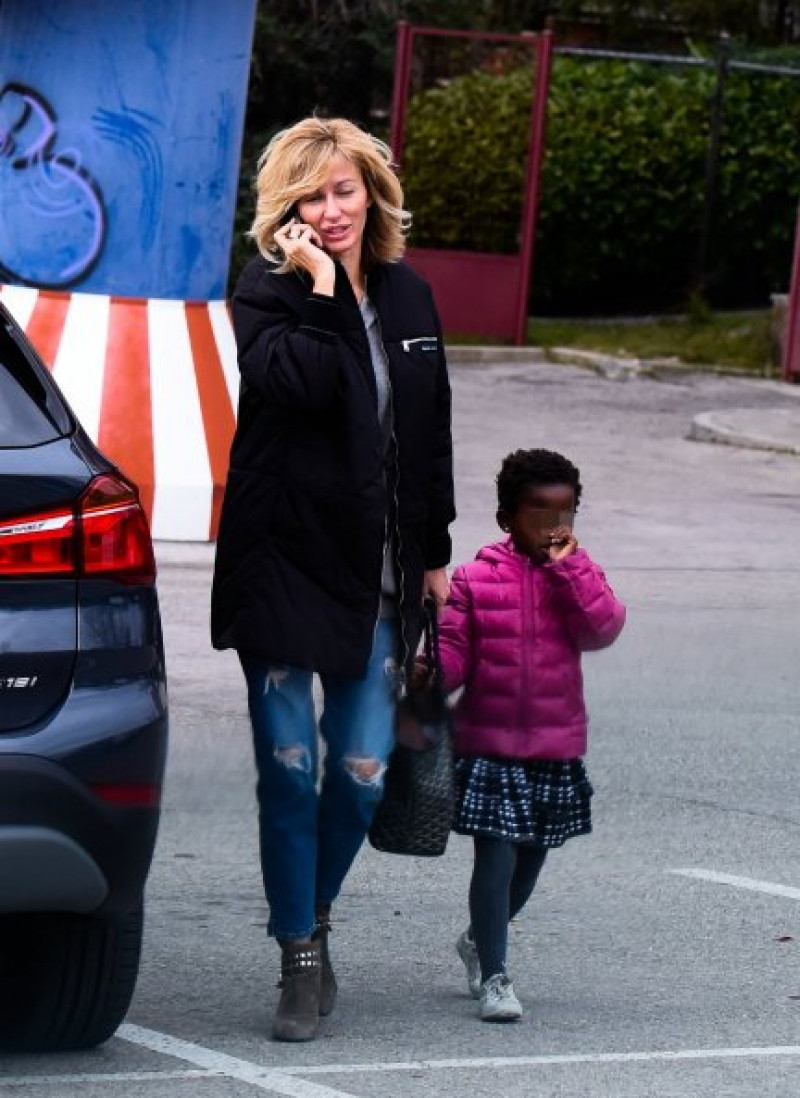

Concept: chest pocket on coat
[[401, 336, 439, 354]]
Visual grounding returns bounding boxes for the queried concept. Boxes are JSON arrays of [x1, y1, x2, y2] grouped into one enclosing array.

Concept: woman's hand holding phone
[[274, 218, 335, 296]]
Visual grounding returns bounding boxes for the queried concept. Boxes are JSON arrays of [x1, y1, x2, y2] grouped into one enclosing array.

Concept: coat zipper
[[520, 557, 532, 730]]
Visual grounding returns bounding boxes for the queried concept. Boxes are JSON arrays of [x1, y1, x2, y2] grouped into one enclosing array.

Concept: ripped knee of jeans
[[274, 744, 313, 774], [343, 755, 386, 787]]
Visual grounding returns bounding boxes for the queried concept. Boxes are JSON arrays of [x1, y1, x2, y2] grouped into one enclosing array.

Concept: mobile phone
[[274, 206, 299, 258]]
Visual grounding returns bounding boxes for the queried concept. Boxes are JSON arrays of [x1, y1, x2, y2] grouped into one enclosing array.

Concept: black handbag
[[368, 599, 454, 857]]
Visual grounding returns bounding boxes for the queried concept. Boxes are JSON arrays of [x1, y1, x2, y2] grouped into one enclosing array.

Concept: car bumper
[[0, 755, 162, 915]]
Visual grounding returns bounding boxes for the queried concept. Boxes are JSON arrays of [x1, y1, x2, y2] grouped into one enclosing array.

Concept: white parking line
[[118, 1024, 358, 1098], [5, 1037, 800, 1092], [669, 868, 800, 900], [121, 1027, 800, 1078], [7, 1039, 800, 1093], [285, 1046, 800, 1073]]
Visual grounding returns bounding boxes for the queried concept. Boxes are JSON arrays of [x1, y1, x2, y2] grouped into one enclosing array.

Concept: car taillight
[[79, 475, 156, 585], [0, 508, 77, 576], [0, 474, 156, 584]]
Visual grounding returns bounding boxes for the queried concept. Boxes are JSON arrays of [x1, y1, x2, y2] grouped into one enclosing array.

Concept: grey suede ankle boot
[[272, 939, 321, 1042], [314, 908, 337, 1016]]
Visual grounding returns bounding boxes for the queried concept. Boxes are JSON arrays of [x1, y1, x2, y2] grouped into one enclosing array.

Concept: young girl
[[437, 448, 625, 1023]]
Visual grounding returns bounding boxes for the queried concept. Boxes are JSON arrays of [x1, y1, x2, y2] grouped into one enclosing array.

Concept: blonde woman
[[211, 117, 455, 1041]]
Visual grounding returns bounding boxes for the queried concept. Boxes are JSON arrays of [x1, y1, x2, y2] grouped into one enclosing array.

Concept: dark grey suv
[[0, 301, 168, 1051]]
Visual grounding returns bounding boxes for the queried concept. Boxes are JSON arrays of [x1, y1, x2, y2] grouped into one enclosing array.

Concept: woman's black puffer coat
[[211, 255, 456, 676]]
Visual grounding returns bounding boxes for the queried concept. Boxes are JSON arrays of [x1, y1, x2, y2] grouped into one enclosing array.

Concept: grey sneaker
[[456, 930, 481, 999], [479, 973, 522, 1023]]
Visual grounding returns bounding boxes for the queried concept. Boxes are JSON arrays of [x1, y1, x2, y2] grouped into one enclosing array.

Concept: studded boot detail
[[272, 939, 321, 1042], [314, 907, 337, 1016]]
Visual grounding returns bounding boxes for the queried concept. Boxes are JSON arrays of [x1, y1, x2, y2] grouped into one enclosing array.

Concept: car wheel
[[0, 903, 143, 1051]]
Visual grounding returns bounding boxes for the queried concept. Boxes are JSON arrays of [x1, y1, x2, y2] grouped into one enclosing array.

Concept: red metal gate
[[783, 203, 800, 382], [390, 23, 552, 346]]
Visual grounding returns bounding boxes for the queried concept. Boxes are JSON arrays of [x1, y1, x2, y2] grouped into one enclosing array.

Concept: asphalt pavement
[[2, 356, 799, 1098]]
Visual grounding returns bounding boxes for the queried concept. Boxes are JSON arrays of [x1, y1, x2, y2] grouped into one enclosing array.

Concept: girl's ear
[[496, 508, 509, 532]]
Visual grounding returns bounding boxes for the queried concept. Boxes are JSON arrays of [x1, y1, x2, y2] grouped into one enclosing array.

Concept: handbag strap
[[421, 596, 444, 696]]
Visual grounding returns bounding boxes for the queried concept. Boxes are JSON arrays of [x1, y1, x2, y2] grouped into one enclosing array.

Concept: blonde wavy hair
[[249, 117, 410, 272]]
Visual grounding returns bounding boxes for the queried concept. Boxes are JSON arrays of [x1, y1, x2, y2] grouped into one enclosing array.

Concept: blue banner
[[0, 0, 256, 299]]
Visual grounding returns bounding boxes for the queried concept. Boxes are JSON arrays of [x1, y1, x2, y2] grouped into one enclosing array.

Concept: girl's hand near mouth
[[548, 525, 578, 562]]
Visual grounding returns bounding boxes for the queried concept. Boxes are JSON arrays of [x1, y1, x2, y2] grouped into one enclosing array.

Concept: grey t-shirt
[[360, 295, 392, 446], [360, 295, 397, 607]]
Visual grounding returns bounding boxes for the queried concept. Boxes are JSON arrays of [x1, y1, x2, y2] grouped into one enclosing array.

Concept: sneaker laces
[[483, 973, 511, 1003]]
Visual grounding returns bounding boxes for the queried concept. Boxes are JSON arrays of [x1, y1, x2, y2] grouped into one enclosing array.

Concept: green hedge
[[401, 57, 800, 312]]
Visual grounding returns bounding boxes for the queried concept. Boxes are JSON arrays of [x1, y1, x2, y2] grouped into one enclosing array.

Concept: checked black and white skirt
[[453, 755, 593, 847]]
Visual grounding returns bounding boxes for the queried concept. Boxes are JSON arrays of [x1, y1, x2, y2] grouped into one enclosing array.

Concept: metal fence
[[553, 41, 800, 304]]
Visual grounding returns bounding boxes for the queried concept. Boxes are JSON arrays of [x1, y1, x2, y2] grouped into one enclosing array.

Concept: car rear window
[[0, 320, 70, 447]]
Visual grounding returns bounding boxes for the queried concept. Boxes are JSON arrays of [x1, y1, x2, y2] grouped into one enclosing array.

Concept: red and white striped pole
[[0, 286, 237, 540], [1, 1, 255, 540]]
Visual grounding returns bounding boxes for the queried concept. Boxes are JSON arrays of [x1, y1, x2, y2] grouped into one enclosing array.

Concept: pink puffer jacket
[[438, 538, 625, 760]]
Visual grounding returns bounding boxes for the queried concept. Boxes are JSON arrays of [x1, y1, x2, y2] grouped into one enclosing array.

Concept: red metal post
[[390, 21, 414, 166], [392, 23, 553, 345], [514, 30, 553, 346], [782, 203, 800, 382]]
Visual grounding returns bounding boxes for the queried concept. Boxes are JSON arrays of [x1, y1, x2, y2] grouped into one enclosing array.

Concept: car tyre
[[0, 903, 143, 1051]]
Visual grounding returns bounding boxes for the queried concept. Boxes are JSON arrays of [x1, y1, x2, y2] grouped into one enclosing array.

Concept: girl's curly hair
[[496, 448, 583, 513]]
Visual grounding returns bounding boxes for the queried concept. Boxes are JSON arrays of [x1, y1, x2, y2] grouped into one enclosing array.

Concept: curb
[[546, 346, 642, 379], [445, 344, 777, 380], [688, 409, 800, 457], [445, 346, 547, 366], [545, 346, 773, 381]]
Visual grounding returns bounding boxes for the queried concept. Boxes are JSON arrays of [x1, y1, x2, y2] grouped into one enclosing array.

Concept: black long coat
[[210, 256, 456, 677]]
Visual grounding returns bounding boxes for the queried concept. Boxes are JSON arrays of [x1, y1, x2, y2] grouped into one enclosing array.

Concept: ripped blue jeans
[[240, 619, 397, 941]]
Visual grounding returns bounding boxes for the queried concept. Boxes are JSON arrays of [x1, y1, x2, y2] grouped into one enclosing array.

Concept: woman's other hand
[[409, 660, 433, 692], [423, 567, 450, 609], [274, 219, 335, 296]]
